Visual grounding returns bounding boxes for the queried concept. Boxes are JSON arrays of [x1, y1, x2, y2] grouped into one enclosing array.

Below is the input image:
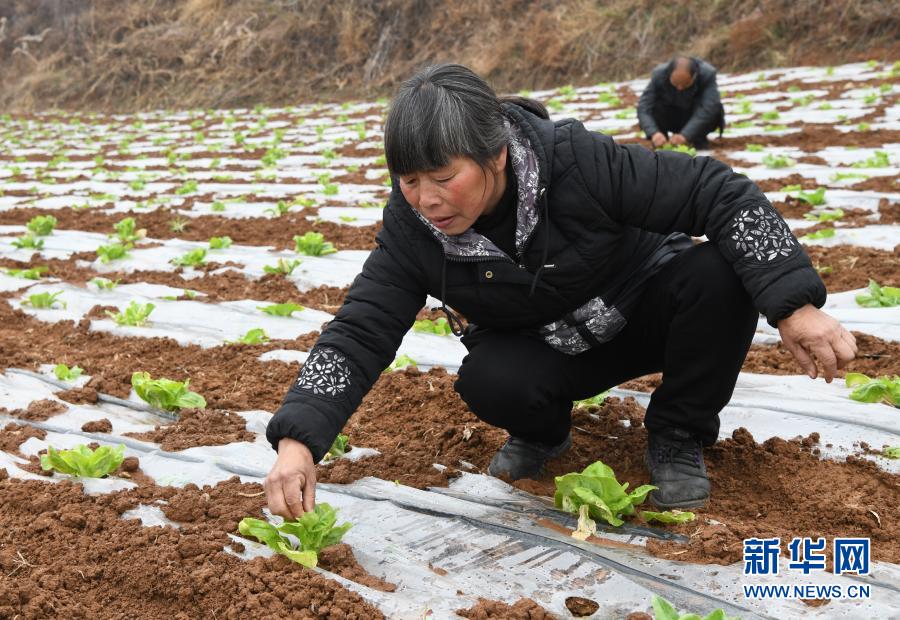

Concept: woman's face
[[398, 147, 507, 236]]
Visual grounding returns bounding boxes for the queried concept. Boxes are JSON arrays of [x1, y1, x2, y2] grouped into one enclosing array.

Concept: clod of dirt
[[0, 422, 46, 456], [124, 408, 255, 451], [11, 399, 68, 421], [56, 386, 99, 404], [318, 543, 397, 592], [565, 596, 600, 616], [81, 418, 113, 433], [625, 613, 653, 620], [456, 597, 557, 619], [120, 456, 140, 472]]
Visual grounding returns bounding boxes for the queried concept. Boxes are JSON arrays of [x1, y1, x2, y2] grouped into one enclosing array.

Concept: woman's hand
[[777, 304, 858, 382], [670, 133, 687, 146], [265, 437, 317, 519], [652, 132, 668, 148]]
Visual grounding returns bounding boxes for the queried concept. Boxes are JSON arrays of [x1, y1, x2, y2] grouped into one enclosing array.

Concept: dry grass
[[0, 0, 897, 112]]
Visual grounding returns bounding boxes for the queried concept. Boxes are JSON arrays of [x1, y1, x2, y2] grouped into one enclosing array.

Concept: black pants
[[652, 103, 725, 148], [454, 242, 758, 448]]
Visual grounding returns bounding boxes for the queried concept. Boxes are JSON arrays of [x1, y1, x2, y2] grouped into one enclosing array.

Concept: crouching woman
[[263, 64, 856, 518]]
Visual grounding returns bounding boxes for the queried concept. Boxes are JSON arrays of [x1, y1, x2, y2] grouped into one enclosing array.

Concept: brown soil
[[80, 418, 112, 433], [879, 198, 900, 224], [0, 254, 352, 312], [804, 245, 900, 292], [565, 596, 600, 617], [0, 475, 384, 619], [792, 207, 876, 238], [0, 207, 380, 252], [124, 408, 256, 451], [7, 399, 68, 421], [752, 174, 820, 192], [318, 544, 397, 593], [742, 332, 900, 378], [849, 175, 899, 193], [456, 597, 557, 619], [715, 126, 900, 152], [0, 422, 46, 457], [56, 386, 99, 405]]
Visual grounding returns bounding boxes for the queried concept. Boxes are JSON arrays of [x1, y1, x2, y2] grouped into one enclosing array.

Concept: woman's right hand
[[265, 437, 317, 519], [652, 132, 668, 148]]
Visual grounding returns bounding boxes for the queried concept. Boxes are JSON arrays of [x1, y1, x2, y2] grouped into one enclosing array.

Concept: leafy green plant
[[324, 434, 349, 460], [264, 200, 293, 217], [762, 153, 796, 168], [90, 277, 120, 290], [175, 179, 199, 195], [106, 301, 155, 326], [53, 363, 83, 382], [294, 232, 337, 256], [26, 215, 57, 236], [40, 444, 125, 478], [851, 150, 890, 168], [238, 503, 352, 568], [210, 200, 226, 212], [845, 373, 899, 407], [803, 208, 843, 223], [882, 446, 900, 459], [830, 171, 868, 183], [799, 228, 836, 241], [170, 248, 207, 267], [168, 217, 189, 233], [11, 234, 44, 250], [338, 215, 357, 223], [263, 258, 302, 276], [791, 187, 827, 206], [96, 242, 132, 264], [412, 318, 452, 336], [651, 595, 739, 620], [745, 144, 763, 152], [386, 354, 417, 372], [207, 236, 233, 250], [113, 217, 145, 243], [5, 266, 47, 280], [228, 328, 270, 345], [554, 459, 656, 527], [760, 110, 781, 121], [258, 302, 304, 317], [855, 280, 900, 307], [574, 391, 610, 409], [22, 291, 66, 309], [659, 144, 697, 157], [640, 510, 696, 524], [131, 371, 206, 411]]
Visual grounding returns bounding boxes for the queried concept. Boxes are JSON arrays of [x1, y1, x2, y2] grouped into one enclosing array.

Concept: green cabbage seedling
[[324, 434, 349, 460], [228, 328, 270, 345], [651, 595, 739, 620], [762, 153, 796, 169], [845, 373, 900, 407], [11, 234, 44, 250], [112, 217, 145, 243], [745, 144, 763, 152], [882, 446, 900, 459], [386, 354, 417, 372], [799, 228, 835, 242], [258, 302, 305, 317], [855, 279, 900, 308], [263, 258, 302, 275], [131, 371, 207, 411], [294, 232, 337, 256], [659, 143, 697, 157], [803, 208, 842, 223], [554, 459, 656, 527], [5, 266, 47, 280], [27, 215, 57, 236], [208, 236, 233, 249], [851, 150, 890, 168], [40, 444, 125, 478], [640, 509, 696, 524], [53, 363, 83, 382], [238, 502, 352, 568], [170, 248, 207, 267], [412, 318, 452, 336], [96, 242, 132, 264], [106, 301, 155, 326], [574, 391, 609, 409], [23, 291, 66, 309], [792, 187, 827, 206], [90, 277, 120, 290]]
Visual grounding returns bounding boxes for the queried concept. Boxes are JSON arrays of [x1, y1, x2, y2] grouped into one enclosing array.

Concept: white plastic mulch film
[[1, 61, 898, 619]]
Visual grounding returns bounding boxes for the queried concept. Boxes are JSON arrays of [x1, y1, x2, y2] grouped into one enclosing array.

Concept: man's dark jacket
[[266, 102, 825, 462], [638, 58, 724, 143]]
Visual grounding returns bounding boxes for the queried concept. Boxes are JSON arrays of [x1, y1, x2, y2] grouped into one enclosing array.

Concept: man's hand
[[777, 304, 858, 383], [265, 437, 317, 520], [652, 132, 668, 148], [670, 133, 687, 146]]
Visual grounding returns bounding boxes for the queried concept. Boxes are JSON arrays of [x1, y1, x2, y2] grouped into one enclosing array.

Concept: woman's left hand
[[777, 304, 858, 382]]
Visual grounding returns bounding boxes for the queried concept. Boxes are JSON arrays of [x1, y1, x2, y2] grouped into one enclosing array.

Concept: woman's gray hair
[[384, 64, 511, 176]]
